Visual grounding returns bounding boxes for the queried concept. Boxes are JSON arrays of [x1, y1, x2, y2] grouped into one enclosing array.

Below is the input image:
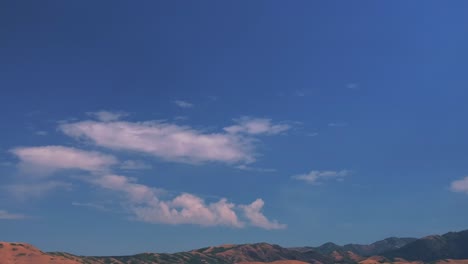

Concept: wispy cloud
[[6, 181, 72, 200], [59, 116, 290, 165], [292, 170, 350, 184], [8, 113, 288, 229], [0, 210, 26, 220], [240, 199, 286, 230], [87, 110, 129, 122], [450, 176, 468, 194], [91, 174, 284, 229], [60, 120, 254, 164], [174, 100, 194, 108], [8, 145, 285, 228], [11, 146, 117, 175], [120, 160, 152, 170], [235, 165, 276, 173], [224, 117, 291, 135]]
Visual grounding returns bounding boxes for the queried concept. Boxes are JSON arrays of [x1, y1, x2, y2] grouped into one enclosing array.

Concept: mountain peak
[[1, 229, 468, 264]]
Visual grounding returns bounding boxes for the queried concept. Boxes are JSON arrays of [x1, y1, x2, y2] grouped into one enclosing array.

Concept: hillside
[[383, 230, 468, 262], [290, 236, 417, 262], [78, 243, 334, 264], [0, 242, 82, 264], [1, 229, 468, 264]]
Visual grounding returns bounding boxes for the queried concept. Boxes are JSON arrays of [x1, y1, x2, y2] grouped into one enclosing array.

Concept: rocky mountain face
[[292, 237, 417, 257], [78, 243, 335, 264], [383, 230, 468, 262], [1, 230, 468, 264]]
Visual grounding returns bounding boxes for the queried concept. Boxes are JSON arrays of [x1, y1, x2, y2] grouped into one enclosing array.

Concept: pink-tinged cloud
[[450, 176, 468, 194], [11, 146, 117, 174], [92, 175, 157, 203], [224, 117, 290, 135], [6, 181, 72, 200], [92, 174, 283, 229], [87, 110, 129, 122], [292, 170, 349, 184], [120, 160, 152, 170], [93, 174, 243, 227], [240, 199, 286, 230], [60, 121, 254, 164], [8, 144, 284, 229]]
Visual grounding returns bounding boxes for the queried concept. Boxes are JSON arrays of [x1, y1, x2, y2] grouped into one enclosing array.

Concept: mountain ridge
[[383, 230, 468, 262], [1, 229, 468, 264], [290, 237, 417, 257]]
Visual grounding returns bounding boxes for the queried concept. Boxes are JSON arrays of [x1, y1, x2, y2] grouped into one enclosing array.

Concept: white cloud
[[150, 194, 243, 227], [120, 160, 152, 170], [92, 174, 157, 203], [91, 174, 282, 229], [174, 100, 194, 108], [293, 170, 350, 184], [240, 199, 286, 230], [11, 146, 117, 175], [8, 144, 284, 228], [6, 181, 72, 199], [93, 174, 243, 227], [450, 176, 468, 194], [8, 114, 288, 229], [87, 110, 128, 122], [235, 164, 276, 172], [224, 117, 290, 135], [0, 210, 26, 220], [60, 121, 254, 164]]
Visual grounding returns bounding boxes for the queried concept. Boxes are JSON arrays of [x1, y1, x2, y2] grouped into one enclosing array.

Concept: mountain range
[[1, 229, 468, 264]]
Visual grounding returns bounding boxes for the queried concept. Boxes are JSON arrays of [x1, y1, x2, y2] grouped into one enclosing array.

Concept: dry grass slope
[[0, 242, 82, 264]]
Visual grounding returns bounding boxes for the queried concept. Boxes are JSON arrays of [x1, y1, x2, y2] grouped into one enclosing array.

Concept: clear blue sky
[[1, 0, 468, 256]]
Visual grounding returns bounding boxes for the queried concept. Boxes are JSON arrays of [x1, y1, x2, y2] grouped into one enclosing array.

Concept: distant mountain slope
[[345, 237, 418, 256], [383, 230, 468, 262], [104, 243, 334, 264], [292, 237, 417, 256], [237, 261, 310, 264], [1, 229, 468, 264]]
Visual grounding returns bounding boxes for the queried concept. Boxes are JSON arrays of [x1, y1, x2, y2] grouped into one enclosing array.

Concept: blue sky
[[1, 0, 468, 256]]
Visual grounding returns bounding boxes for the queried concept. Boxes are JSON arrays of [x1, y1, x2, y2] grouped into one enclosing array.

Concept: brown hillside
[[435, 260, 468, 264], [0, 242, 82, 264], [237, 261, 311, 264]]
